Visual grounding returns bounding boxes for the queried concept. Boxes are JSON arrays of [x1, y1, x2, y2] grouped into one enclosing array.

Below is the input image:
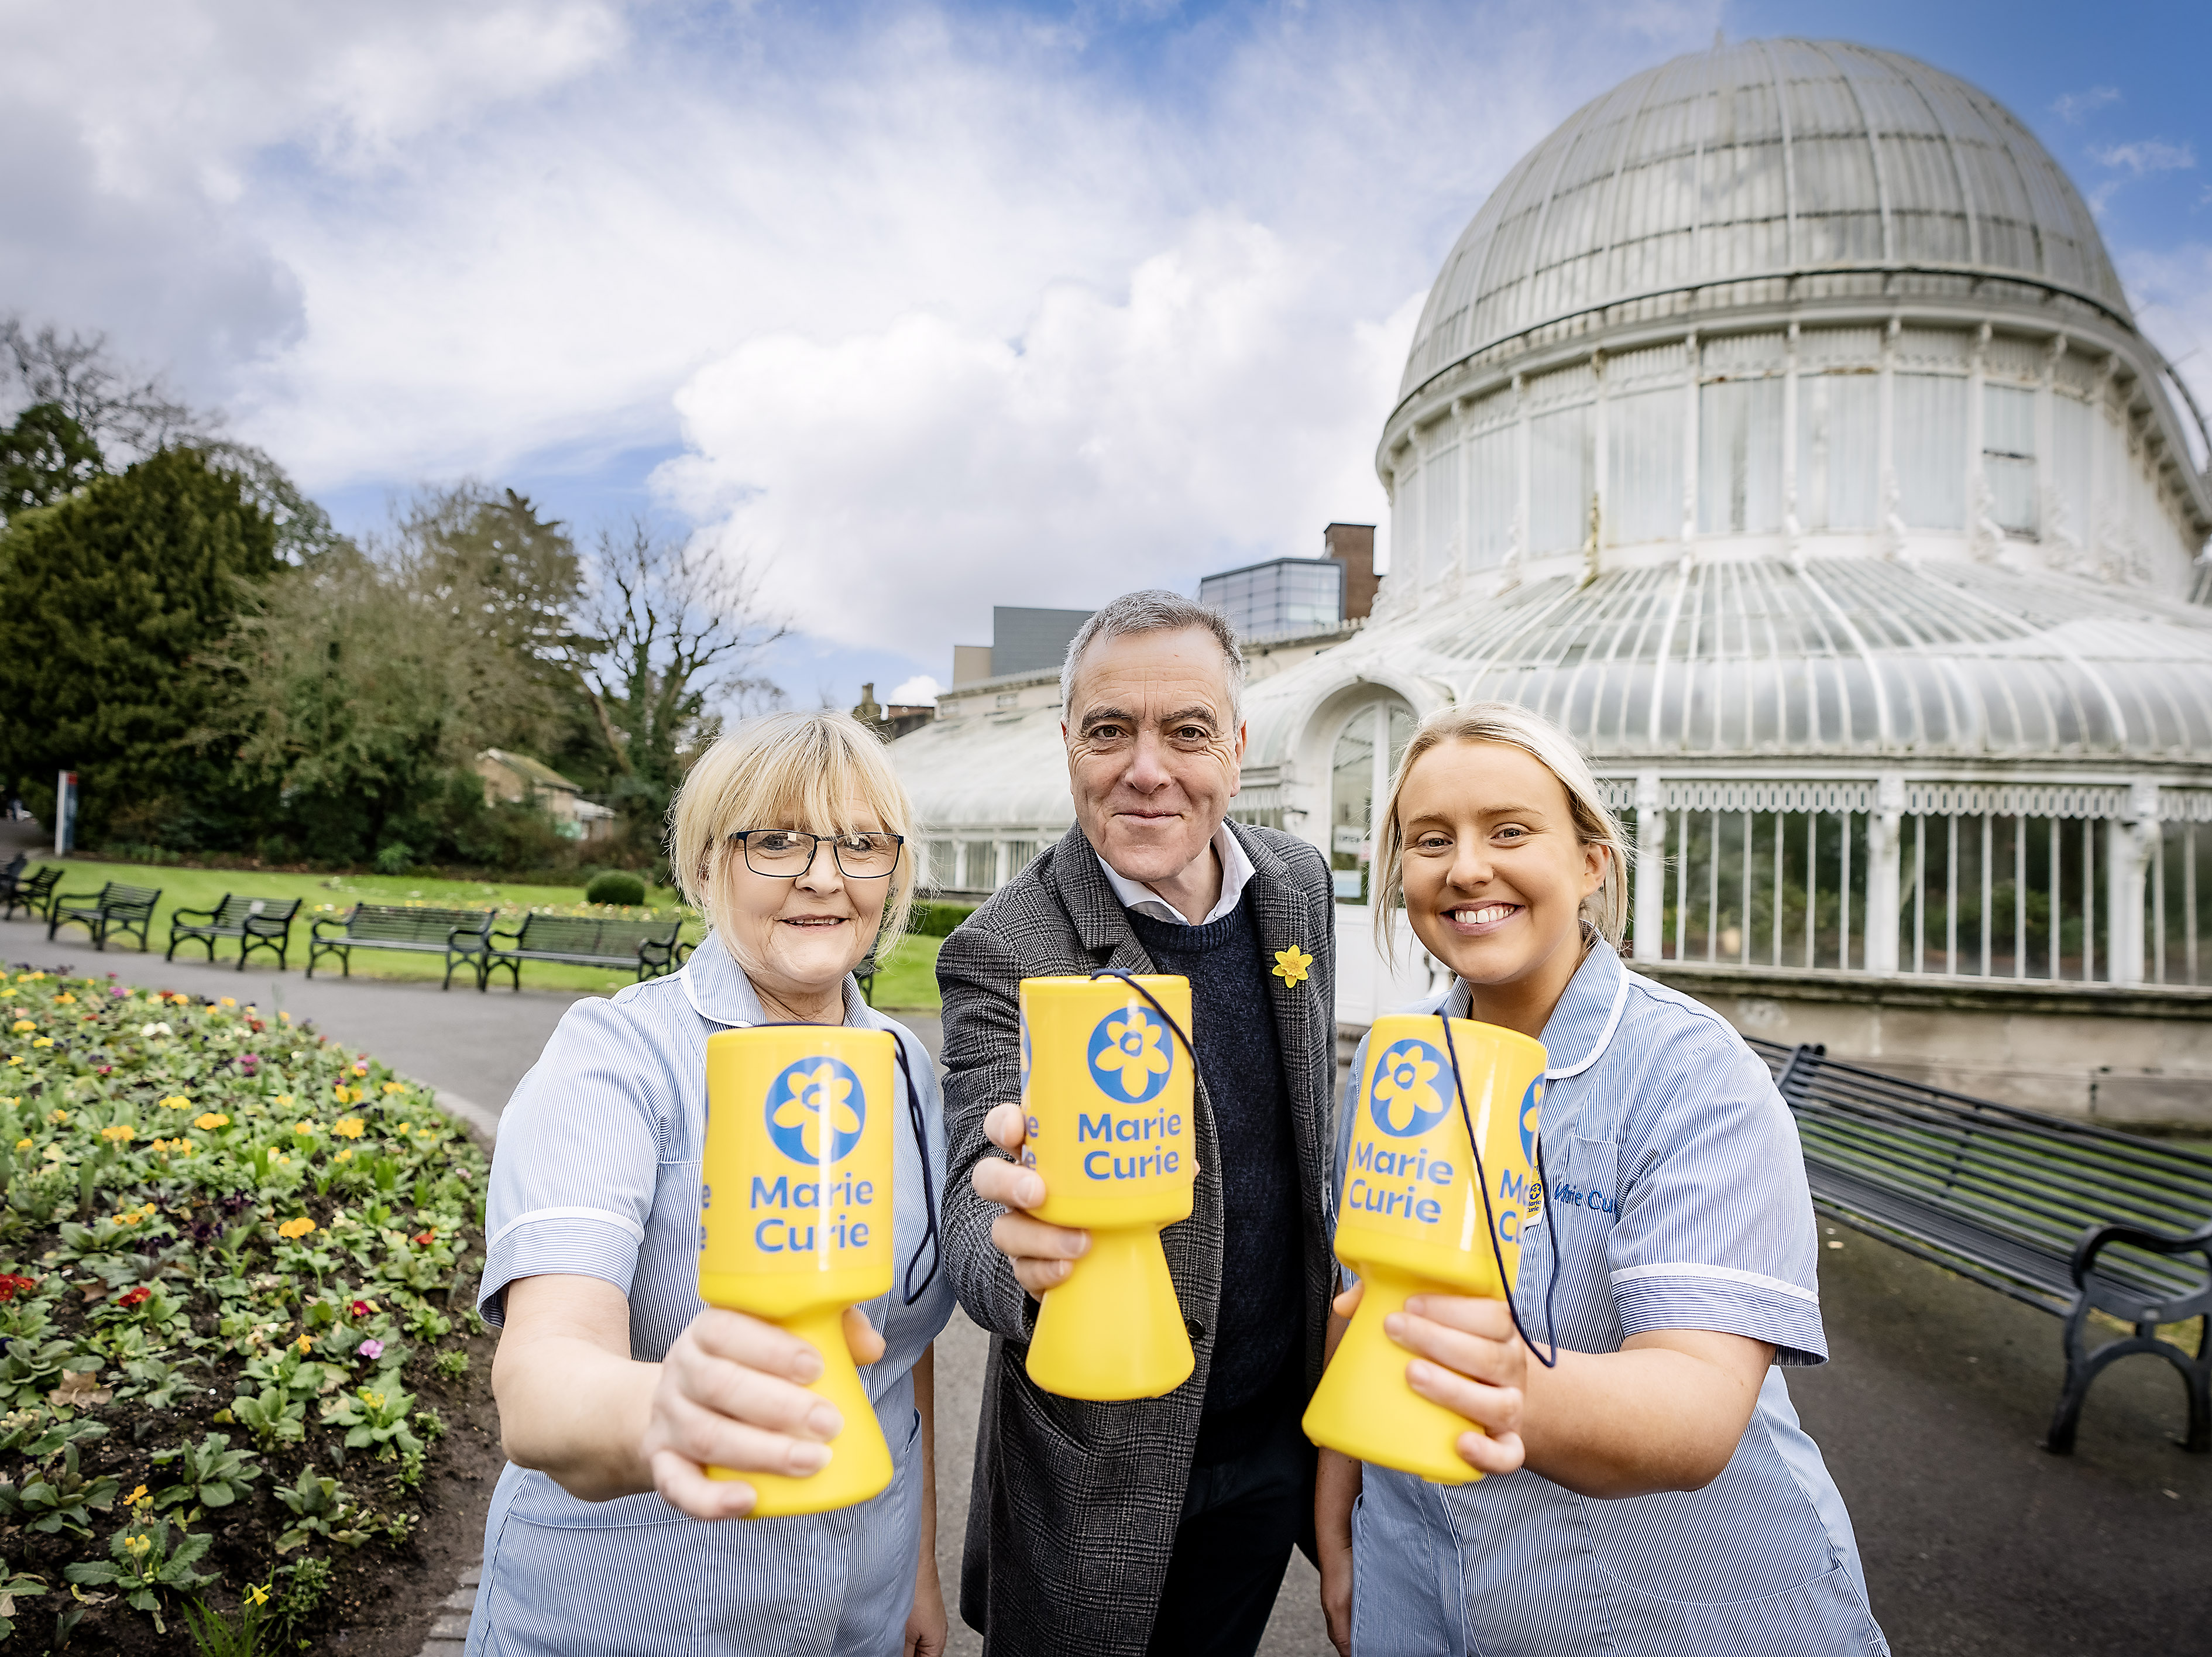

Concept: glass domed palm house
[[894, 39, 2212, 1103], [1233, 37, 2212, 1026]]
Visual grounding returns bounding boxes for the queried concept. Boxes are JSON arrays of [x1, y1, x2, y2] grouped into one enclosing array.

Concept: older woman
[[469, 709, 955, 1657]]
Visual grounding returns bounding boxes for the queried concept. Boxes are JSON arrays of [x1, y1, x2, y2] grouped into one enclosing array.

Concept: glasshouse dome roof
[[1400, 38, 2128, 401], [1241, 556, 2212, 774]]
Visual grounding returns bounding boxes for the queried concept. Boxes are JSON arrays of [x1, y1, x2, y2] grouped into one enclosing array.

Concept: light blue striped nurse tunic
[[468, 933, 954, 1657], [1337, 937, 1889, 1656]]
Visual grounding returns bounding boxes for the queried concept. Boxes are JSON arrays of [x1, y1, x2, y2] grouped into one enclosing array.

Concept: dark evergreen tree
[[0, 402, 103, 520], [0, 447, 279, 843]]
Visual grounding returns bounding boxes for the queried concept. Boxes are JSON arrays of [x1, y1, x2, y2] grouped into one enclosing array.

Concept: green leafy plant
[[432, 1348, 470, 1381], [584, 869, 647, 906], [150, 1432, 262, 1517], [271, 1466, 367, 1553], [0, 1441, 119, 1536], [0, 1572, 49, 1643], [322, 1382, 421, 1459], [61, 1514, 216, 1633], [226, 1387, 305, 1450], [181, 1589, 269, 1657]]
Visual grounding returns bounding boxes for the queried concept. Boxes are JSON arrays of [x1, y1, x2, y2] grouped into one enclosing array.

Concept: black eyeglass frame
[[728, 829, 906, 880]]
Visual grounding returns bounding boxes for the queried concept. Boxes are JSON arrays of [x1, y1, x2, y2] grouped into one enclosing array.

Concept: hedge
[[0, 970, 490, 1649], [908, 903, 977, 939]]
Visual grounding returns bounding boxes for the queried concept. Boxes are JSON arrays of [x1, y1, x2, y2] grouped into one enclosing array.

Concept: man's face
[[1064, 626, 1246, 886]]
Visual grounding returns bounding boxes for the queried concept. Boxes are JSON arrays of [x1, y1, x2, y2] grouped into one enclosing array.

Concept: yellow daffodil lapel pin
[[1272, 945, 1314, 988]]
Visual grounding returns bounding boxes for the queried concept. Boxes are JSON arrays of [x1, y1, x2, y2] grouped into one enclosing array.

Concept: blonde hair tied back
[[668, 709, 918, 963], [1371, 701, 1630, 958]]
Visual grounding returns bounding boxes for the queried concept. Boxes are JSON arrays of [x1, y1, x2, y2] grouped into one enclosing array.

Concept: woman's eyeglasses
[[730, 829, 904, 880]]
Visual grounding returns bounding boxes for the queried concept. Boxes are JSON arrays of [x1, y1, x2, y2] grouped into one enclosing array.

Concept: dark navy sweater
[[1127, 891, 1302, 1459]]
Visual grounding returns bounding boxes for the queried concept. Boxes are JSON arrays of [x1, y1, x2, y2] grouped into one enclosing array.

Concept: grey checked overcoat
[[937, 821, 1338, 1656]]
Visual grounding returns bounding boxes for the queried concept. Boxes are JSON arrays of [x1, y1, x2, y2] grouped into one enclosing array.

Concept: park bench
[[1752, 1038, 2212, 1454], [46, 882, 162, 953], [0, 860, 60, 922], [476, 913, 685, 991], [307, 904, 495, 991], [166, 894, 305, 972]]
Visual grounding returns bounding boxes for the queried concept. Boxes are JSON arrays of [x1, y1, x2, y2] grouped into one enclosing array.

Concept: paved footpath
[[11, 912, 2204, 1653]]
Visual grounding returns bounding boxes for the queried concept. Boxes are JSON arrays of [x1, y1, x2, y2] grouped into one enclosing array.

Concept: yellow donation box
[[1302, 1014, 1546, 1483], [1018, 975, 1197, 1401], [700, 1025, 895, 1518]]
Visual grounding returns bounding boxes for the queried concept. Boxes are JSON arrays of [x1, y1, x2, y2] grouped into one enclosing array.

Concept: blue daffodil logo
[[1370, 1040, 1449, 1138], [1520, 1078, 1543, 1167], [1087, 1006, 1173, 1103], [764, 1056, 865, 1165]]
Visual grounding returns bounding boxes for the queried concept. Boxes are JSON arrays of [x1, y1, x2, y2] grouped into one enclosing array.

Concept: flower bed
[[0, 969, 491, 1651]]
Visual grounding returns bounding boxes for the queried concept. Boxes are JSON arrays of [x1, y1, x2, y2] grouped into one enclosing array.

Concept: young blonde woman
[[470, 709, 955, 1657], [1315, 703, 1887, 1656]]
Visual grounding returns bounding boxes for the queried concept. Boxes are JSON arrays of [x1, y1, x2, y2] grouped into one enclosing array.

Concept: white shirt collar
[[1097, 821, 1255, 927]]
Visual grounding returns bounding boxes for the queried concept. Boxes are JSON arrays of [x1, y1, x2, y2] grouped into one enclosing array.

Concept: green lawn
[[15, 856, 948, 1008], [870, 931, 942, 1011]]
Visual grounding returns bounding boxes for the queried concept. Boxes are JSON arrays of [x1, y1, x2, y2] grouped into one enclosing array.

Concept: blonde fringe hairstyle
[[669, 709, 918, 962], [1372, 701, 1630, 956]]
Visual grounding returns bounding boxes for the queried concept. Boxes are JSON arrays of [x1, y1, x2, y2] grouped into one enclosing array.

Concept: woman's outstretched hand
[[641, 1304, 885, 1519], [1332, 1282, 1527, 1478]]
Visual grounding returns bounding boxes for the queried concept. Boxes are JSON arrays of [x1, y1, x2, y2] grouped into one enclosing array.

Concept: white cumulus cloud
[[658, 215, 1422, 655]]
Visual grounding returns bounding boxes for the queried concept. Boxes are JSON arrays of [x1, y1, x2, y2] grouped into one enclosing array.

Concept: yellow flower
[[124, 1533, 151, 1557], [47, 1110, 67, 1126], [1271, 945, 1315, 987], [247, 1584, 270, 1607], [194, 1113, 231, 1131], [54, 993, 74, 1006], [219, 997, 236, 1008], [395, 1123, 412, 1135], [13, 1138, 30, 1151], [296, 1334, 313, 1353], [29, 1037, 51, 1049], [159, 1095, 191, 1110], [382, 1081, 407, 1095], [276, 1217, 317, 1240], [279, 1011, 292, 1024], [274, 1153, 291, 1167], [125, 1484, 148, 1506], [8, 1020, 32, 1033], [335, 1148, 353, 1162], [167, 993, 189, 1006], [99, 1124, 135, 1144], [333, 1117, 365, 1140], [359, 1390, 385, 1411], [274, 1093, 295, 1107], [294, 1120, 318, 1136]]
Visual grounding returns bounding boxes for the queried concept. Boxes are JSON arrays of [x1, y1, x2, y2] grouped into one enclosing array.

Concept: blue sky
[[4, 0, 2207, 713]]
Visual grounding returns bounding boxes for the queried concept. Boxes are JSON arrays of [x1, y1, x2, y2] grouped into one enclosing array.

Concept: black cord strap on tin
[[1087, 967, 1205, 1095], [892, 1036, 942, 1306], [1437, 1014, 1561, 1369]]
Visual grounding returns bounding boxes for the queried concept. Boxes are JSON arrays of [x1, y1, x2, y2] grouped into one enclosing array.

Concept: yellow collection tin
[[1018, 975, 1197, 1400], [1301, 1014, 1547, 1483], [700, 1024, 895, 1517]]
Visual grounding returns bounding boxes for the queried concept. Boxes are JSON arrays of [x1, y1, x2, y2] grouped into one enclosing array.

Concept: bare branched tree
[[0, 315, 210, 459], [563, 522, 789, 814]]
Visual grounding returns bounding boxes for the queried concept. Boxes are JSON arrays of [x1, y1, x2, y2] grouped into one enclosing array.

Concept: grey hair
[[1059, 589, 1247, 716]]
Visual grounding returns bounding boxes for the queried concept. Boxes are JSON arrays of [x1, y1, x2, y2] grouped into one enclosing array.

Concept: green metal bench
[[0, 863, 60, 923], [47, 882, 162, 952], [477, 913, 684, 991], [307, 904, 494, 991], [1753, 1038, 2212, 1453], [167, 894, 305, 971]]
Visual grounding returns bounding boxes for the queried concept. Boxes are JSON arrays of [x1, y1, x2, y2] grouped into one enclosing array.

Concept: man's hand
[[968, 1101, 1090, 1299]]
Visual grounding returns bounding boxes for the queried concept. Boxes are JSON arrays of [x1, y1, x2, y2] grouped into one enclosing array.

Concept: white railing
[[1609, 774, 2212, 989]]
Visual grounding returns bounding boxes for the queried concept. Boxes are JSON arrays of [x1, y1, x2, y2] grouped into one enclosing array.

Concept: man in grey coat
[[938, 591, 1338, 1657]]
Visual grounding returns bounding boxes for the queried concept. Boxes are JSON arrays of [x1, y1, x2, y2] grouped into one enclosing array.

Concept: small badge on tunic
[[1272, 945, 1314, 987]]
